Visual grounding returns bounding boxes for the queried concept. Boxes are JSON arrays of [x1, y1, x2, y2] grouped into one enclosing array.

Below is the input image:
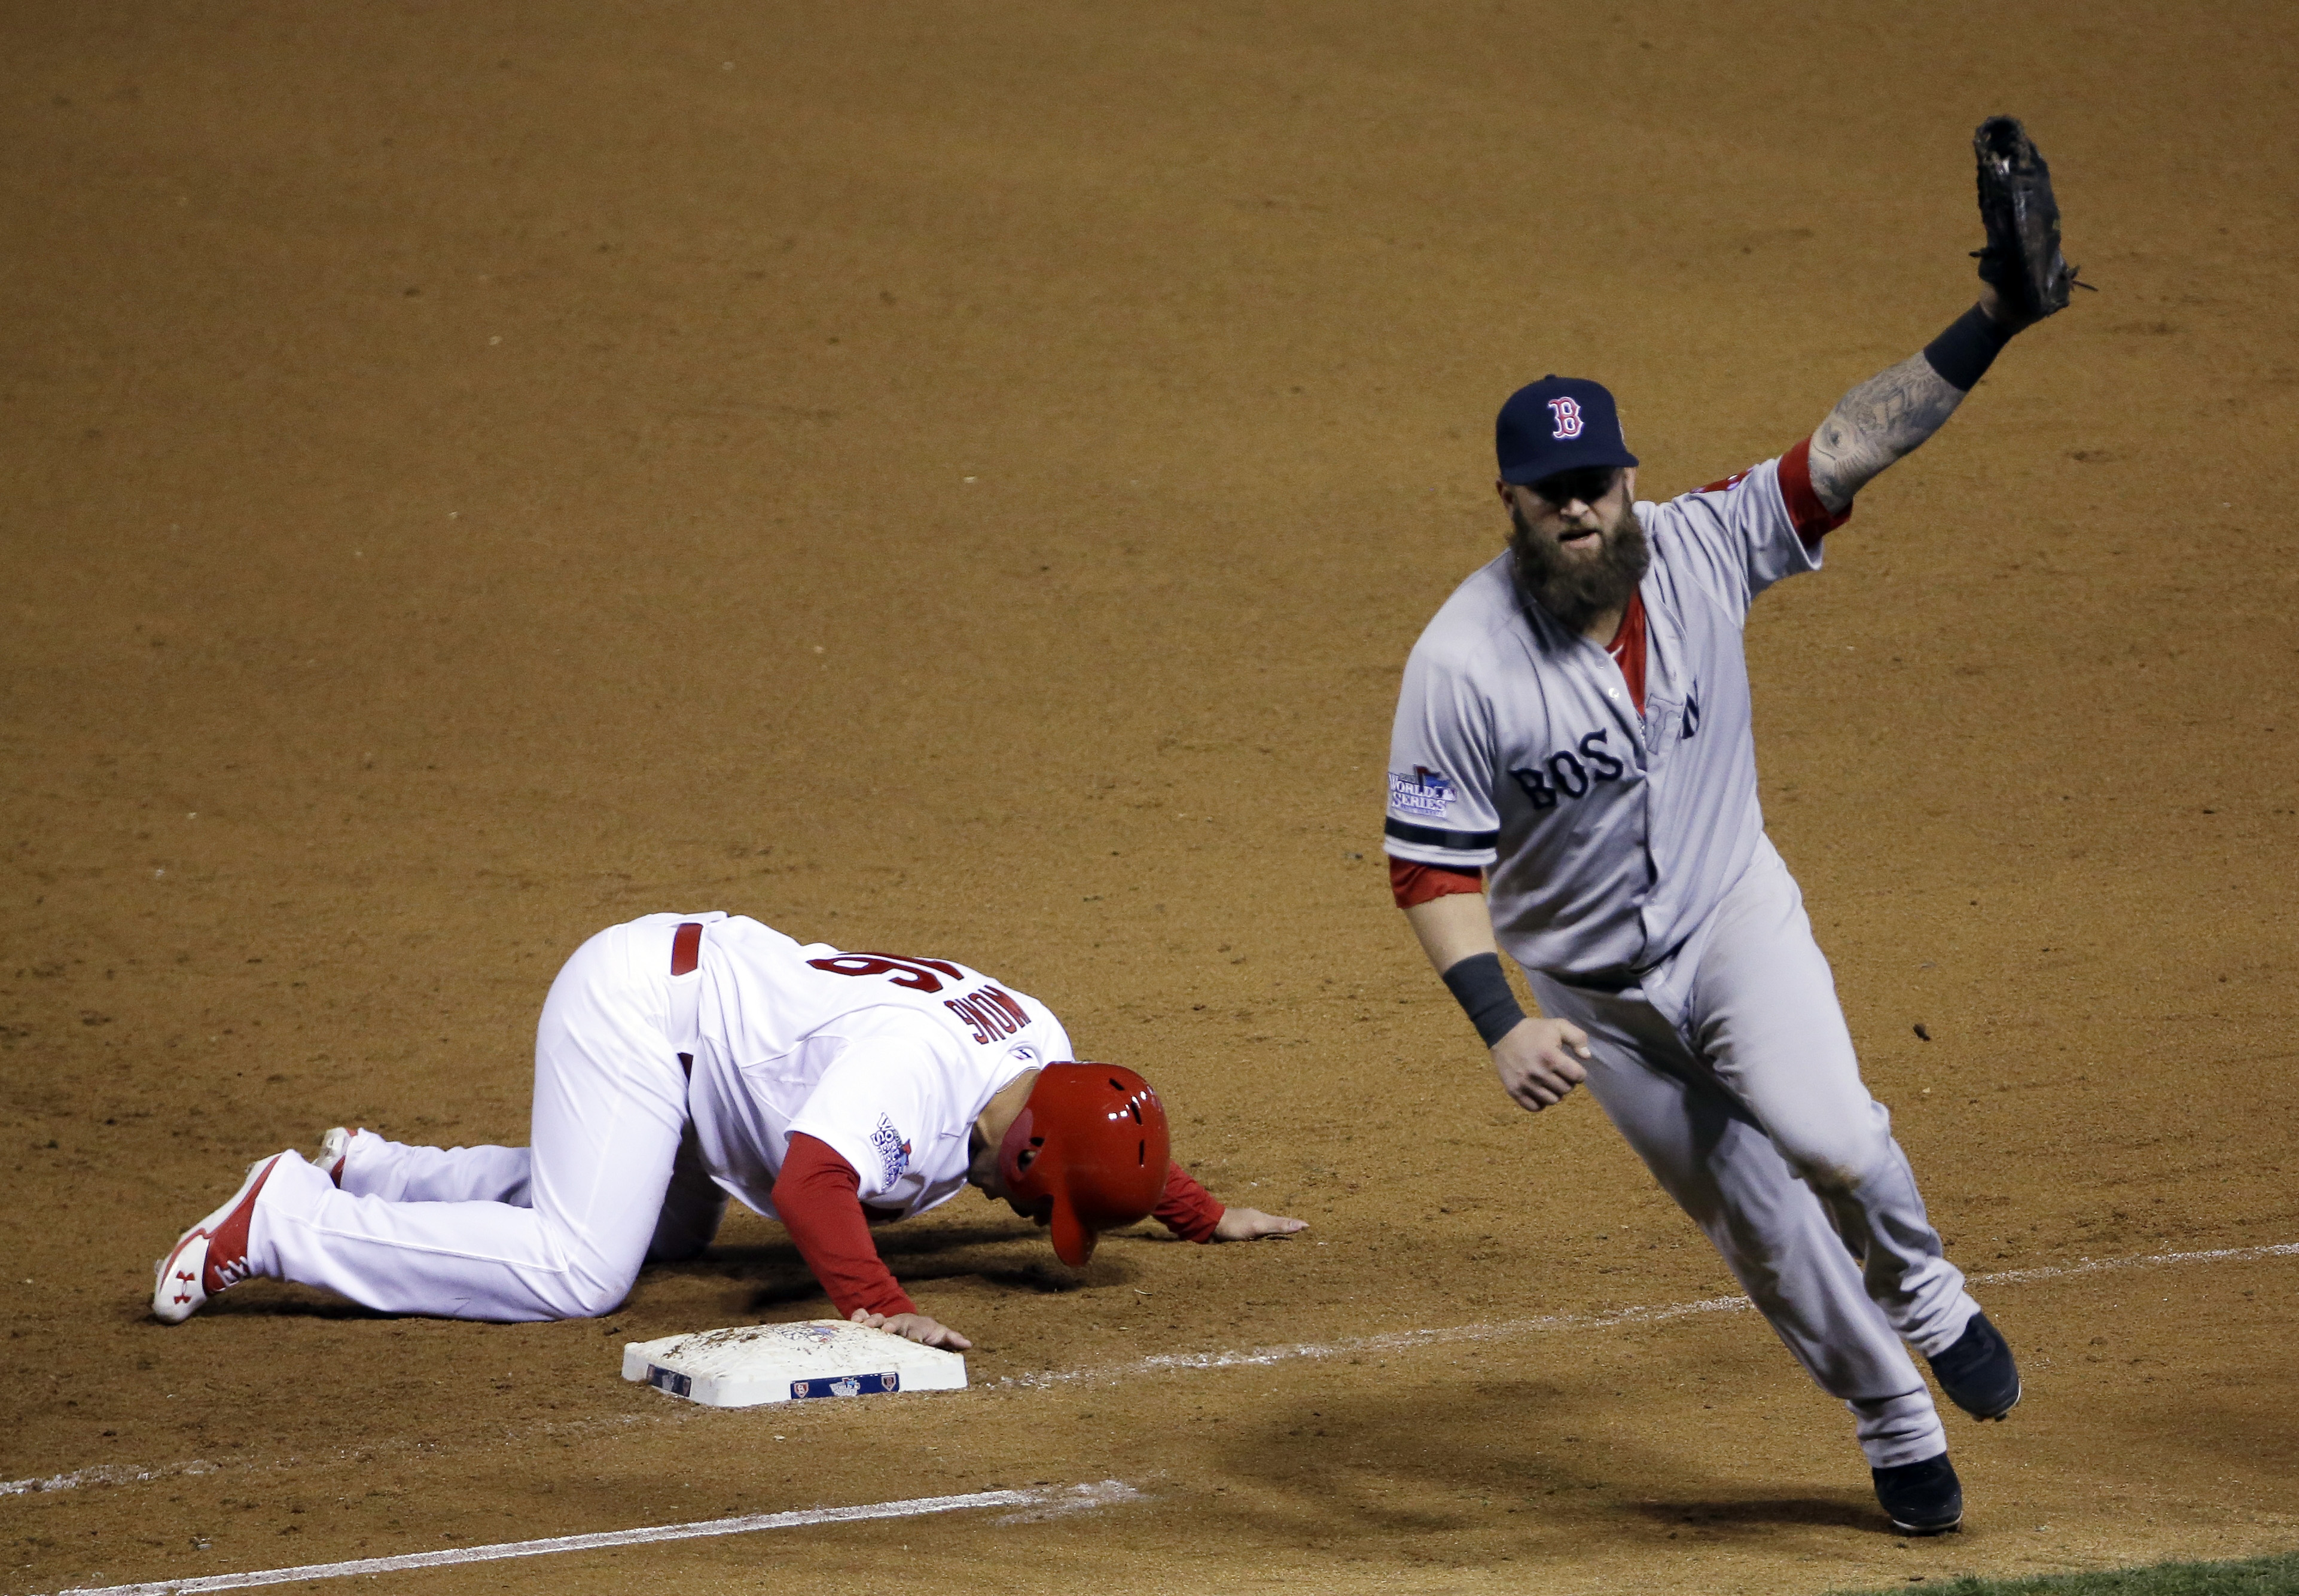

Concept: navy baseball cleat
[[1873, 1452, 1963, 1535], [1928, 1311, 2022, 1420]]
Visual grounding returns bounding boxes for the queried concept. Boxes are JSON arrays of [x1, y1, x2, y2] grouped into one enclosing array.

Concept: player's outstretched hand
[[850, 1308, 973, 1351], [1210, 1207, 1309, 1243], [1492, 1017, 1591, 1112]]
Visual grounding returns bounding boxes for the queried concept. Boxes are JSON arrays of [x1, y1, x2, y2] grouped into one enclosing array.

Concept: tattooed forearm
[[1805, 352, 1966, 512]]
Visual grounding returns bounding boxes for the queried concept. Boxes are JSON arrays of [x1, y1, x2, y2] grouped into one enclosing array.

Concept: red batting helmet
[[996, 1063, 1170, 1267]]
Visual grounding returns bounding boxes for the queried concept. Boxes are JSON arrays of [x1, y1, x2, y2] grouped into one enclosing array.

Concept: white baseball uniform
[[244, 913, 1071, 1320], [1385, 453, 1981, 1469]]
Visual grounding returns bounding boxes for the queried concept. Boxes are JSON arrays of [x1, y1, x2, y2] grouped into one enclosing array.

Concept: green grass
[[1832, 1551, 2299, 1595]]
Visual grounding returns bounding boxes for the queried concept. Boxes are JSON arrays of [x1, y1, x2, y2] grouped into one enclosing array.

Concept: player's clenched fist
[[1489, 1017, 1590, 1112], [850, 1309, 972, 1351]]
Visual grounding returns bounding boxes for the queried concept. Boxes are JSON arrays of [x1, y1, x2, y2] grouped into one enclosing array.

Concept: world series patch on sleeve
[[623, 1319, 968, 1408]]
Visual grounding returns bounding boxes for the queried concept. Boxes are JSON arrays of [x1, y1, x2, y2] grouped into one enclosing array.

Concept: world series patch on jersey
[[1388, 767, 1456, 822]]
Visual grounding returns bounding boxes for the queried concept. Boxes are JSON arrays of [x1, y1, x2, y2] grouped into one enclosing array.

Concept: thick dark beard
[[1508, 501, 1651, 634]]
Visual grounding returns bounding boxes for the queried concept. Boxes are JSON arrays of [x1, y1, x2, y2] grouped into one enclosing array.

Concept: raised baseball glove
[[1972, 115, 2089, 322]]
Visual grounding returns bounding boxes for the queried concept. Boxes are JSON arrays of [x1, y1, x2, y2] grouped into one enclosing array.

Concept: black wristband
[[1921, 303, 2014, 393], [1441, 952, 1528, 1048]]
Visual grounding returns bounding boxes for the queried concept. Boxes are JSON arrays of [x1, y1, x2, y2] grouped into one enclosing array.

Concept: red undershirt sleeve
[[776, 1132, 919, 1319], [1153, 1161, 1225, 1243], [1390, 857, 1484, 909], [1778, 436, 1853, 547]]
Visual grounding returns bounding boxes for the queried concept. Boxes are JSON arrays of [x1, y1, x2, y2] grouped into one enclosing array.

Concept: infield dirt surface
[[5, 2, 2298, 1592]]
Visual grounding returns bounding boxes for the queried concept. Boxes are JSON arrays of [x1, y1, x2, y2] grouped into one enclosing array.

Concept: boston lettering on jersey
[[1508, 727, 1627, 810]]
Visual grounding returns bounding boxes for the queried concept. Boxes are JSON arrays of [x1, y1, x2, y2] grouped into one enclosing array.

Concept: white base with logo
[[621, 1319, 968, 1408]]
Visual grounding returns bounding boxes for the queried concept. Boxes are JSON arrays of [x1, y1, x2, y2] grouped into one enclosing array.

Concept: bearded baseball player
[[154, 912, 1304, 1346], [1385, 123, 2080, 1533]]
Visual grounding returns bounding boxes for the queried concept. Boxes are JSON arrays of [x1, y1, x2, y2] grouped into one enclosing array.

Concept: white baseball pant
[[245, 915, 724, 1320]]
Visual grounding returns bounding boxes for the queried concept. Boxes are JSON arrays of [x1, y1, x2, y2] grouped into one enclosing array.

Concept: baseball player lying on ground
[[154, 912, 1304, 1348], [1385, 123, 2081, 1536]]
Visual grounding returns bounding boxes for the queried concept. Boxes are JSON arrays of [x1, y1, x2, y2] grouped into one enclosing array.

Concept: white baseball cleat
[[312, 1127, 353, 1186], [152, 1153, 286, 1325]]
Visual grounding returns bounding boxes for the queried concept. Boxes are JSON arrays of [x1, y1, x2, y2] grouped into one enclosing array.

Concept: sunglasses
[[1526, 466, 1621, 509]]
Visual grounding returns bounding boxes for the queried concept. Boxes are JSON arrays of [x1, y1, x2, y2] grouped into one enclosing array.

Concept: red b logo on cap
[[1547, 396, 1584, 439]]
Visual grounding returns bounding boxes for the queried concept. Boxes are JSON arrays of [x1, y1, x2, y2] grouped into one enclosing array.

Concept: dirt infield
[[5, 1, 2297, 1592]]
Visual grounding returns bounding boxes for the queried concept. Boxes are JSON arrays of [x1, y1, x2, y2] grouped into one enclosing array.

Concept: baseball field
[[5, 1, 2297, 1592]]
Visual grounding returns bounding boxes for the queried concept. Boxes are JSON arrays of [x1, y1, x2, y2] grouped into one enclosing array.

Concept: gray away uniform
[[1384, 454, 1981, 1469]]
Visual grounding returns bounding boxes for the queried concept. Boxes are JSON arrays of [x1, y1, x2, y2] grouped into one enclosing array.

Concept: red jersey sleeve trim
[[1153, 1161, 1225, 1243], [1778, 436, 1852, 545], [1391, 857, 1484, 909], [776, 1133, 918, 1318]]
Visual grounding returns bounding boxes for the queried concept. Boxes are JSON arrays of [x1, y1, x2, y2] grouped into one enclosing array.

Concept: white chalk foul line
[[995, 1237, 2299, 1390], [3, 1464, 188, 1503], [47, 1481, 1142, 1596], [11, 1237, 2295, 1505], [1971, 1238, 2299, 1287]]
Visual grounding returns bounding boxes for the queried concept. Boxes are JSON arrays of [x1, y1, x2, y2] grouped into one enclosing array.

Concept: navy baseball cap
[[1496, 375, 1639, 485]]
